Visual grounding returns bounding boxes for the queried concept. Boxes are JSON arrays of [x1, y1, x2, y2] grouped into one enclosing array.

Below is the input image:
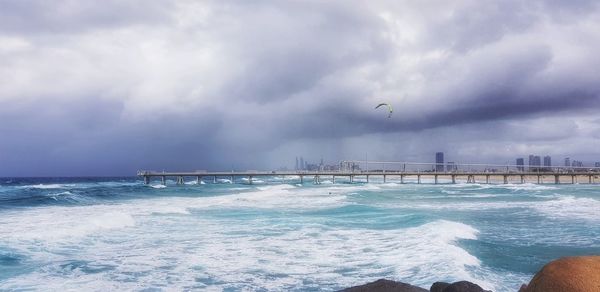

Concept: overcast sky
[[1, 0, 600, 176]]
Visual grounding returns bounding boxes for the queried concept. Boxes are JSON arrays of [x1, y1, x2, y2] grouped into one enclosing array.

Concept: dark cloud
[[1, 0, 600, 176]]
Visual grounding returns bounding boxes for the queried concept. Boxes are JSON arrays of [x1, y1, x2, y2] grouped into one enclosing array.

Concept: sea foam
[[21, 184, 67, 189], [1, 178, 597, 292]]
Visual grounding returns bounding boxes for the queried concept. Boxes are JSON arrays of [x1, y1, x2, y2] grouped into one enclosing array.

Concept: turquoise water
[[1, 176, 599, 291]]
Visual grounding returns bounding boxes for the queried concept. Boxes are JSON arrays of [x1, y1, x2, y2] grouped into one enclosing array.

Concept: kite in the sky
[[375, 103, 393, 118]]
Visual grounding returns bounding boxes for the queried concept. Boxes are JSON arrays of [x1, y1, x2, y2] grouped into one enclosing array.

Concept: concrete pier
[[138, 170, 600, 186]]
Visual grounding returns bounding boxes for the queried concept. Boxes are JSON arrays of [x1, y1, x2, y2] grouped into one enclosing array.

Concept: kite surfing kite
[[375, 103, 393, 118]]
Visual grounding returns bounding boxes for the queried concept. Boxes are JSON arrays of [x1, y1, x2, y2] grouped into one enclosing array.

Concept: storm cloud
[[1, 0, 600, 176]]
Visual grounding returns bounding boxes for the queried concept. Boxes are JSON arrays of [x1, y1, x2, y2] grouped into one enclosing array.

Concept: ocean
[[1, 176, 599, 291]]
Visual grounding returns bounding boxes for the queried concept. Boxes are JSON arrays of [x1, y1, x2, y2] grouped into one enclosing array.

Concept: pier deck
[[137, 170, 600, 185]]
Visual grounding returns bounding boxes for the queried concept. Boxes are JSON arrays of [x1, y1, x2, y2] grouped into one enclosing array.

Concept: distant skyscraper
[[543, 156, 551, 167], [528, 155, 534, 167], [300, 157, 304, 171], [516, 158, 524, 171], [565, 157, 571, 167], [595, 162, 600, 168], [295, 157, 299, 170], [435, 152, 444, 172], [529, 155, 541, 171]]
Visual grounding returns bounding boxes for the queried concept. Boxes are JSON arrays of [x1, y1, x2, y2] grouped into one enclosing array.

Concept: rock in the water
[[430, 282, 450, 292], [520, 256, 600, 292], [340, 279, 428, 292], [440, 281, 491, 292]]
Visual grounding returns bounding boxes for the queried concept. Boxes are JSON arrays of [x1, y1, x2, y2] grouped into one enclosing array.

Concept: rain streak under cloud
[[1, 0, 600, 176]]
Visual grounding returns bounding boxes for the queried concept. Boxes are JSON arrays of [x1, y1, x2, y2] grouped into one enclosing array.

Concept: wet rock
[[440, 281, 491, 292], [340, 279, 428, 292], [520, 256, 600, 292], [430, 282, 450, 292]]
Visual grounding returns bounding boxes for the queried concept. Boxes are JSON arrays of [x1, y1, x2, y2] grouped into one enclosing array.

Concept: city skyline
[[291, 152, 600, 171]]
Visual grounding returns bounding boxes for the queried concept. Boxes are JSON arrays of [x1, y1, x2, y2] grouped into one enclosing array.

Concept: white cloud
[[1, 0, 600, 175]]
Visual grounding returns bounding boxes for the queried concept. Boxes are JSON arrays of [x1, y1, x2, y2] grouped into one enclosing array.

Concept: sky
[[1, 0, 600, 176]]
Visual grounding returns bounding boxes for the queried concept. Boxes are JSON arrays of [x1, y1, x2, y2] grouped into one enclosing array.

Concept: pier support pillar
[[503, 175, 508, 184], [383, 175, 386, 183], [486, 175, 490, 184], [300, 175, 304, 184], [555, 175, 559, 184], [332, 176, 335, 184], [417, 175, 421, 184], [196, 176, 201, 185], [350, 175, 354, 183], [520, 175, 524, 184], [571, 175, 575, 184], [366, 175, 369, 183], [249, 176, 253, 184], [589, 175, 592, 184], [537, 175, 541, 184], [467, 175, 475, 184], [400, 175, 404, 184], [434, 175, 438, 184], [161, 176, 166, 185], [213, 176, 217, 184], [231, 176, 234, 184], [176, 176, 184, 185], [452, 175, 456, 184], [143, 176, 149, 184]]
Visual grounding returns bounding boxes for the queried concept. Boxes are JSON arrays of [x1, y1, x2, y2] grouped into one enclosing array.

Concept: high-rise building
[[565, 157, 571, 167], [528, 155, 541, 171], [528, 155, 534, 167], [516, 158, 524, 171], [572, 160, 583, 168], [300, 157, 304, 171], [295, 157, 299, 170], [340, 161, 360, 172], [543, 156, 551, 166], [435, 152, 444, 172], [595, 162, 600, 168]]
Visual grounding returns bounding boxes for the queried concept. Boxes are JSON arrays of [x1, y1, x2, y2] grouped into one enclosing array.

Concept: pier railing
[[138, 161, 600, 185], [339, 160, 600, 174]]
